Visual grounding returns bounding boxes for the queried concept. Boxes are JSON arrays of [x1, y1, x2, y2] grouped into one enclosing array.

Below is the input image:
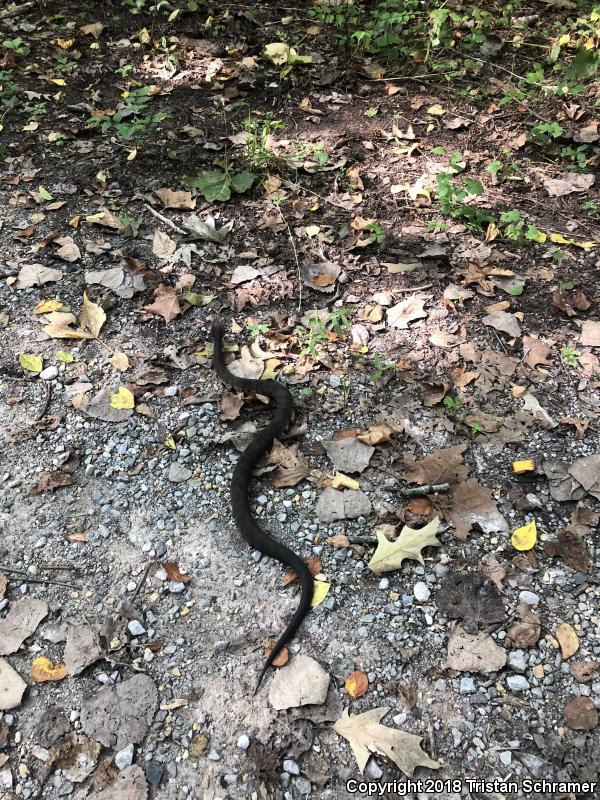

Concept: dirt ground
[[1, 1, 599, 799]]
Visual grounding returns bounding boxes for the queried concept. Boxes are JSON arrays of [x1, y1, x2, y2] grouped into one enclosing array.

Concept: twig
[[0, 1, 35, 20], [35, 382, 52, 423], [399, 483, 449, 497], [131, 563, 153, 601], [143, 203, 186, 235], [0, 568, 76, 589], [277, 205, 303, 313]]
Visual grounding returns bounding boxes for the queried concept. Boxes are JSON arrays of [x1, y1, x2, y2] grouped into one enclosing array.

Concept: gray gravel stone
[[507, 675, 530, 692], [115, 743, 134, 770]]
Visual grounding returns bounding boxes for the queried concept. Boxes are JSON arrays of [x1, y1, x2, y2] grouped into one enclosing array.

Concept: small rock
[[460, 677, 476, 694], [295, 777, 312, 795], [378, 578, 389, 590], [237, 735, 250, 750], [40, 366, 58, 381], [114, 743, 134, 770], [507, 650, 527, 673], [364, 758, 383, 780], [519, 591, 539, 606], [507, 675, 530, 692], [168, 463, 192, 483], [127, 620, 146, 637], [283, 759, 300, 776], [413, 581, 430, 602], [499, 751, 512, 766], [145, 761, 163, 787]]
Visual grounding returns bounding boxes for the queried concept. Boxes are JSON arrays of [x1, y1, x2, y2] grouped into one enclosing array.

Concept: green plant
[[365, 222, 386, 245], [246, 321, 269, 337], [582, 201, 599, 220], [561, 345, 581, 366], [530, 121, 562, 144], [435, 171, 492, 231], [470, 421, 484, 437], [500, 209, 524, 240], [296, 309, 354, 357], [55, 56, 77, 74], [369, 354, 398, 382], [243, 115, 284, 169], [2, 37, 27, 55], [88, 86, 168, 143], [443, 395, 462, 411], [185, 168, 256, 202]]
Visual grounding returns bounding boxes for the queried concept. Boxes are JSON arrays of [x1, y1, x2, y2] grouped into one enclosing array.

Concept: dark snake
[[212, 321, 313, 691]]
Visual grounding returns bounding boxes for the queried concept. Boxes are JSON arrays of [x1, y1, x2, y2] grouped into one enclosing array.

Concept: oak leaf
[[144, 286, 182, 323], [333, 707, 440, 776], [367, 517, 440, 574]]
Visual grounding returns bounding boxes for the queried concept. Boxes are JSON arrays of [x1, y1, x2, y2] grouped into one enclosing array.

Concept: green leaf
[[186, 171, 231, 202], [508, 284, 524, 296], [56, 350, 74, 363], [566, 49, 598, 82], [559, 281, 575, 291], [38, 186, 53, 201], [525, 225, 546, 243], [462, 178, 484, 196], [19, 353, 43, 373], [230, 170, 256, 194]]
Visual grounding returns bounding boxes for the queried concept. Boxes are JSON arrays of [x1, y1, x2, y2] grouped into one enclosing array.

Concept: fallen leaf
[[563, 696, 598, 731], [543, 172, 594, 197], [544, 531, 590, 573], [481, 554, 507, 592], [387, 296, 428, 329], [511, 519, 537, 551], [0, 658, 27, 710], [446, 479, 509, 540], [569, 454, 600, 499], [311, 580, 330, 607], [110, 387, 135, 410], [31, 656, 68, 682], [482, 310, 521, 338], [269, 655, 330, 709], [301, 260, 340, 292], [79, 387, 134, 423], [356, 420, 403, 445], [522, 393, 557, 428], [345, 671, 368, 699], [110, 352, 130, 371], [404, 443, 468, 486], [154, 188, 196, 209], [16, 263, 63, 289], [580, 321, 600, 347], [64, 624, 104, 675], [163, 561, 192, 584], [367, 517, 440, 574], [29, 470, 74, 495], [436, 572, 505, 633], [269, 440, 310, 487], [322, 437, 374, 474], [556, 623, 579, 659], [19, 354, 43, 373], [0, 598, 48, 655], [144, 285, 182, 323], [552, 288, 591, 316], [81, 674, 158, 749], [333, 707, 440, 776], [152, 229, 177, 259], [507, 603, 541, 647], [330, 472, 359, 490], [446, 626, 507, 673], [522, 335, 553, 368]]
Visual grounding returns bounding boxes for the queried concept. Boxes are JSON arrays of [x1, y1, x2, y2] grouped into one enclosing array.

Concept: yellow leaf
[[427, 104, 446, 116], [331, 472, 360, 490], [31, 656, 68, 682], [57, 38, 75, 49], [573, 240, 596, 250], [35, 298, 63, 314], [57, 350, 74, 363], [43, 311, 92, 340], [368, 517, 441, 574], [80, 293, 106, 338], [345, 670, 369, 699], [555, 623, 579, 659], [110, 386, 135, 410], [512, 459, 535, 474], [262, 359, 281, 381], [311, 579, 330, 607], [511, 519, 537, 551], [164, 434, 176, 449], [23, 121, 39, 132], [49, 78, 66, 86], [19, 354, 43, 373]]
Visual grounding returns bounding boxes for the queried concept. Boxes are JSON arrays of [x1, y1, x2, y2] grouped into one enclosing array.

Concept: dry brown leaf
[[481, 554, 507, 591], [219, 392, 243, 421], [581, 321, 600, 347], [387, 295, 428, 329], [269, 439, 310, 488], [552, 288, 591, 317], [163, 561, 191, 584], [367, 517, 440, 574], [29, 470, 74, 495], [544, 531, 590, 573], [345, 670, 368, 699], [445, 479, 509, 541], [110, 352, 130, 372], [283, 557, 322, 586], [144, 285, 182, 323], [154, 188, 196, 209], [522, 335, 553, 368], [482, 310, 521, 338], [333, 707, 440, 776], [543, 172, 594, 197], [404, 443, 468, 486], [356, 420, 403, 445], [446, 626, 507, 673]]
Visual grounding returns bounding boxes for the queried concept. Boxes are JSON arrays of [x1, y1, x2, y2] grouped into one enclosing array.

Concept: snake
[[212, 320, 314, 691]]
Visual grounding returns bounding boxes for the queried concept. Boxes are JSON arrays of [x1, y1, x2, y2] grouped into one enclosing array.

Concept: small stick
[[35, 382, 52, 423], [399, 483, 449, 497], [0, 1, 35, 20], [277, 205, 303, 313], [143, 203, 186, 235], [131, 563, 152, 601]]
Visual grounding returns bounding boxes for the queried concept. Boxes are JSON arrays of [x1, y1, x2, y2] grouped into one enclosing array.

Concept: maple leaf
[[333, 707, 441, 776], [144, 286, 182, 323], [367, 517, 441, 574]]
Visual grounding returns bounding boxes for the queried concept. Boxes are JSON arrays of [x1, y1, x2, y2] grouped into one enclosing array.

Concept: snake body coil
[[212, 321, 313, 690]]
